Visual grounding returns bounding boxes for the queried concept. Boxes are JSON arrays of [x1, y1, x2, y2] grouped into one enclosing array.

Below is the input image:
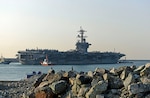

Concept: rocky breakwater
[[1, 63, 150, 98]]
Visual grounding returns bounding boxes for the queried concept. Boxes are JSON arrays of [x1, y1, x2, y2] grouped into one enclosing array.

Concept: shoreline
[[1, 63, 150, 98]]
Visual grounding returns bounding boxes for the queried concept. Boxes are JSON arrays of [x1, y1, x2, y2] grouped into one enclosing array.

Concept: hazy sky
[[0, 0, 150, 60]]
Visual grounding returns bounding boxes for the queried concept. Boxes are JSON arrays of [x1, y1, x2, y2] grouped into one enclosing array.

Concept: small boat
[[0, 55, 11, 64], [40, 55, 53, 66]]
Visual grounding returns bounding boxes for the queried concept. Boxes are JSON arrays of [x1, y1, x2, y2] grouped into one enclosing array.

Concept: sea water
[[0, 60, 150, 81]]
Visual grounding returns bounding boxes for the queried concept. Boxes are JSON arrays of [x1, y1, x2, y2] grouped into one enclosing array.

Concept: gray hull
[[18, 51, 125, 65]]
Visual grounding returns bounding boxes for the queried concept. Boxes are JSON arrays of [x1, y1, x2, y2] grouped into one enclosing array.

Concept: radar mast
[[76, 27, 91, 53], [78, 26, 87, 43]]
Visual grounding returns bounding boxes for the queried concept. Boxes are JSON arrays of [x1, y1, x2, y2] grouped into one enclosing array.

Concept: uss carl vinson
[[17, 27, 125, 65]]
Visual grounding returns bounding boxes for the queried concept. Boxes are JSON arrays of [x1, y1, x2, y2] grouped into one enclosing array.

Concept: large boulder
[[105, 89, 121, 98], [34, 86, 54, 98], [128, 82, 150, 95], [61, 91, 74, 98], [77, 84, 90, 98], [140, 65, 150, 76], [95, 68, 106, 75], [96, 94, 104, 98], [110, 67, 118, 75], [103, 73, 123, 89], [145, 94, 150, 98], [34, 74, 47, 88], [38, 81, 49, 88], [63, 71, 77, 78], [85, 81, 108, 98], [71, 80, 80, 96], [134, 65, 145, 74], [145, 63, 150, 68], [91, 76, 102, 87], [43, 72, 63, 84], [103, 73, 111, 81], [140, 76, 150, 84], [111, 66, 133, 76], [50, 80, 67, 94], [76, 74, 92, 85], [120, 68, 131, 80], [108, 76, 123, 89], [87, 71, 94, 78], [123, 73, 136, 89]]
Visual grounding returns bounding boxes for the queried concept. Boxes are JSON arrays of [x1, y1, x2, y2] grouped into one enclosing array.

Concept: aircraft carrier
[[17, 27, 125, 65]]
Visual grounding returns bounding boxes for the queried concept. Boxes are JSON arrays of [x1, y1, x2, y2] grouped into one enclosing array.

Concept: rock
[[116, 66, 133, 76], [105, 89, 121, 98], [77, 86, 90, 97], [140, 66, 150, 76], [61, 91, 74, 98], [85, 81, 108, 98], [43, 69, 64, 82], [103, 73, 123, 89], [87, 71, 94, 78], [35, 90, 53, 98], [71, 80, 80, 96], [91, 76, 102, 87], [108, 75, 123, 89], [95, 68, 106, 75], [103, 73, 111, 81], [134, 93, 144, 98], [140, 76, 150, 84], [42, 72, 55, 82], [48, 68, 55, 74], [50, 80, 67, 94], [69, 77, 76, 85], [145, 94, 150, 98], [34, 86, 54, 98], [123, 73, 136, 89], [38, 81, 49, 88], [120, 69, 130, 80], [76, 74, 92, 85], [120, 88, 130, 98], [44, 72, 63, 84], [110, 67, 118, 75], [130, 65, 136, 71], [76, 74, 84, 85], [128, 82, 150, 95], [134, 65, 145, 74], [33, 74, 47, 88], [145, 63, 150, 68], [63, 71, 77, 78], [96, 94, 104, 98]]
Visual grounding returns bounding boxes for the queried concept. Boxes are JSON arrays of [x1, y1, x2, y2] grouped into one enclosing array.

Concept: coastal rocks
[[2, 63, 150, 98]]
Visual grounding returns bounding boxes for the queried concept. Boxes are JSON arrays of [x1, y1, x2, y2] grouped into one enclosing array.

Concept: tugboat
[[17, 27, 125, 65], [40, 55, 53, 66]]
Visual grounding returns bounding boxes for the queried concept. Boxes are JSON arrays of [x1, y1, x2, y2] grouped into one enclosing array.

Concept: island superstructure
[[17, 27, 125, 65]]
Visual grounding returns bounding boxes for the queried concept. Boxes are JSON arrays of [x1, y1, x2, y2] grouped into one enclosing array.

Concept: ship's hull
[[19, 57, 121, 65], [18, 50, 125, 65]]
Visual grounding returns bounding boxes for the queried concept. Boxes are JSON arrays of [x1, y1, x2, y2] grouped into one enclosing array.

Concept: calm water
[[0, 60, 150, 81]]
